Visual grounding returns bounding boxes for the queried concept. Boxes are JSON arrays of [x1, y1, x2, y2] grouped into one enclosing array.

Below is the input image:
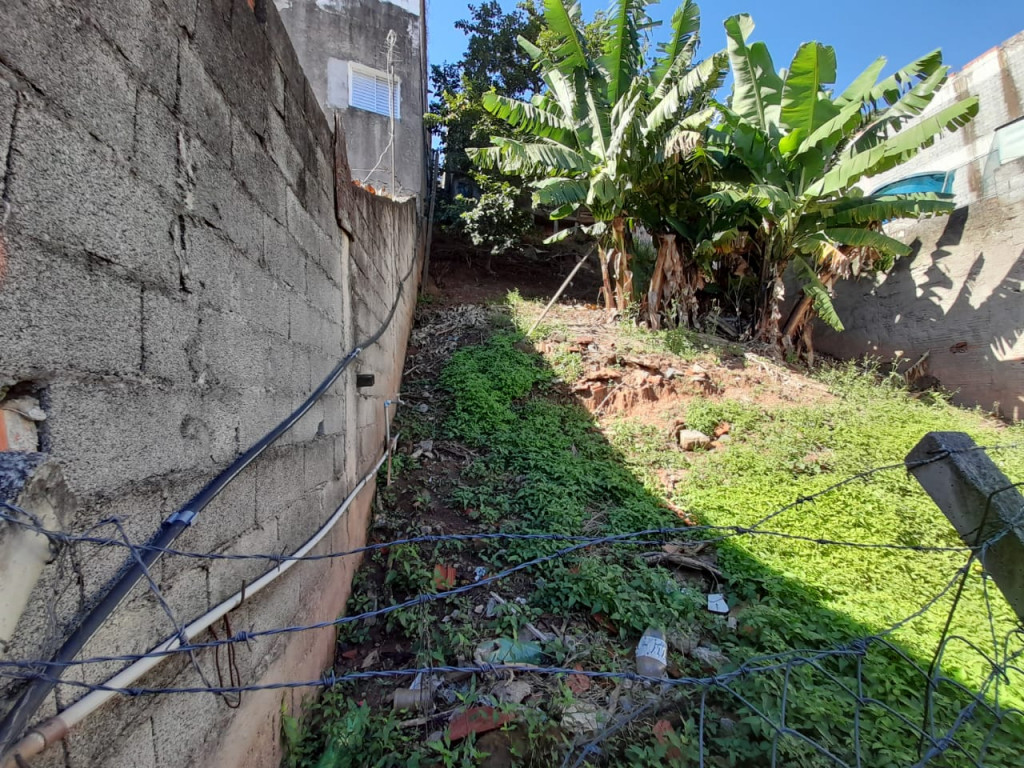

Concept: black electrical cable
[[0, 244, 418, 754]]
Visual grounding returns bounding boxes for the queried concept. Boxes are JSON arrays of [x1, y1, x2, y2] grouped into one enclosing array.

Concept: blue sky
[[426, 0, 1024, 94]]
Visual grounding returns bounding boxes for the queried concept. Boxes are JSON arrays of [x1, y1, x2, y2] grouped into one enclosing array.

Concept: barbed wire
[[1, 445, 1022, 767]]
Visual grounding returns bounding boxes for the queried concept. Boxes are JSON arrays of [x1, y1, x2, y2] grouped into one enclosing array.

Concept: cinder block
[[234, 389, 289, 451], [274, 493, 324, 559], [288, 296, 324, 350], [266, 107, 303, 189], [256, 444, 305, 524], [280, 398, 325, 448], [0, 0, 137, 155], [182, 221, 245, 311], [304, 437, 334, 491], [147, 653, 232, 768], [317, 228, 345, 287], [282, 89, 314, 176], [198, 305, 272, 390], [158, 0, 198, 36], [84, 0, 180, 108], [264, 216, 307, 291], [232, 117, 287, 223], [132, 88, 181, 199], [0, 236, 143, 379], [178, 42, 233, 164], [225, 183, 270, 264], [270, 62, 285, 117], [46, 379, 216, 497], [8, 105, 179, 290], [285, 186, 321, 261], [319, 393, 347, 439], [73, 481, 173, 596], [306, 261, 343, 325], [193, 1, 269, 140], [66, 712, 158, 768], [205, 521, 280, 607], [264, 336, 308, 395], [175, 460, 258, 558], [235, 261, 292, 339]]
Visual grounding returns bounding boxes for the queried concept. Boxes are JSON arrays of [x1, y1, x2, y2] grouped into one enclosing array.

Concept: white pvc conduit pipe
[[2, 447, 391, 768]]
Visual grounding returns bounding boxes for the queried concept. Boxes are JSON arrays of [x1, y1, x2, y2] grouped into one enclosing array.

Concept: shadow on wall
[[815, 202, 1024, 421]]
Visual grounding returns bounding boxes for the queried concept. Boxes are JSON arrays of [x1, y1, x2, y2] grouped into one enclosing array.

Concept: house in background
[[864, 30, 1024, 206], [821, 30, 1024, 421], [276, 0, 428, 201]]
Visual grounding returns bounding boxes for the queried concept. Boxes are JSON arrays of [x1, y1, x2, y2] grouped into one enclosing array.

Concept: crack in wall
[[140, 286, 148, 374], [1, 90, 25, 225]]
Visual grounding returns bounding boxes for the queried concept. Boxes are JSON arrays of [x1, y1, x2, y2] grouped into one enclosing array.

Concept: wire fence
[[1, 441, 1023, 767]]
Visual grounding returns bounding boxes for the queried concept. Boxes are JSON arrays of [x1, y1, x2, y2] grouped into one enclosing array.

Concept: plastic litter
[[635, 628, 668, 678], [474, 638, 543, 665], [707, 593, 730, 614]]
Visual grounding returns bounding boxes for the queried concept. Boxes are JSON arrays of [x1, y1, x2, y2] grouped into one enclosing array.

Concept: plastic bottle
[[635, 628, 668, 678]]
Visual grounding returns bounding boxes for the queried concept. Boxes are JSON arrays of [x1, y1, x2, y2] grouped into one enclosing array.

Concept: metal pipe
[[0, 448, 392, 768], [0, 243, 418, 754]]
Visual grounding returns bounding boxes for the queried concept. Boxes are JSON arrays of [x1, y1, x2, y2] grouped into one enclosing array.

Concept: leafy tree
[[460, 180, 534, 257], [700, 15, 979, 350], [470, 0, 726, 310], [427, 1, 544, 177]]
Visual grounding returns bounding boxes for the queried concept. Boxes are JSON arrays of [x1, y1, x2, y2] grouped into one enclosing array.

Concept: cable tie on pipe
[[167, 509, 197, 526]]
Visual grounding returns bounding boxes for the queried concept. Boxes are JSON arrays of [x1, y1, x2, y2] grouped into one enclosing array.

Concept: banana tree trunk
[[597, 242, 615, 310], [781, 293, 814, 346], [611, 217, 632, 311], [647, 233, 675, 330]]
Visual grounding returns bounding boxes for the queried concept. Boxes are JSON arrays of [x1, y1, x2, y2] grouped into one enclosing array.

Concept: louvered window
[[349, 64, 400, 119]]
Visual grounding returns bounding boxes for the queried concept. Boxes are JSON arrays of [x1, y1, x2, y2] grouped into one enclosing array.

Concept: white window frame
[[995, 118, 1024, 165], [347, 62, 401, 120]]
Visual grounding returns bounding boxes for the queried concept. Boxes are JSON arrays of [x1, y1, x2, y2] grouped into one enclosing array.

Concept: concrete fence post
[[906, 431, 1024, 622]]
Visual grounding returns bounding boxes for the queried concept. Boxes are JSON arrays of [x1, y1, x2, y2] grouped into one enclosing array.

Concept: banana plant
[[468, 0, 727, 311], [704, 14, 978, 349]]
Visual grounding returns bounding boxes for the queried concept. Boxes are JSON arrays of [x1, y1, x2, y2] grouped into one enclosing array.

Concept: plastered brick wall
[[0, 1, 420, 766], [814, 197, 1024, 422]]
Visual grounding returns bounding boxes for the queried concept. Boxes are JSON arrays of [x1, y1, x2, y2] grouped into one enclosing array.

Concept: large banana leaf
[[703, 182, 795, 211], [469, 138, 591, 175], [816, 193, 954, 225], [842, 65, 951, 157], [542, 0, 589, 73], [723, 14, 783, 133], [481, 93, 576, 145], [651, 0, 701, 96], [533, 177, 588, 210], [600, 0, 649, 105], [792, 255, 844, 331], [643, 52, 727, 135], [780, 42, 839, 137], [794, 100, 866, 156], [809, 96, 979, 196], [800, 227, 912, 256], [834, 56, 887, 106], [864, 49, 944, 110]]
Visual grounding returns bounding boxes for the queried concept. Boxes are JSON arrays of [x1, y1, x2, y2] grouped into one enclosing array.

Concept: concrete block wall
[[0, 1, 419, 766], [815, 197, 1024, 422]]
